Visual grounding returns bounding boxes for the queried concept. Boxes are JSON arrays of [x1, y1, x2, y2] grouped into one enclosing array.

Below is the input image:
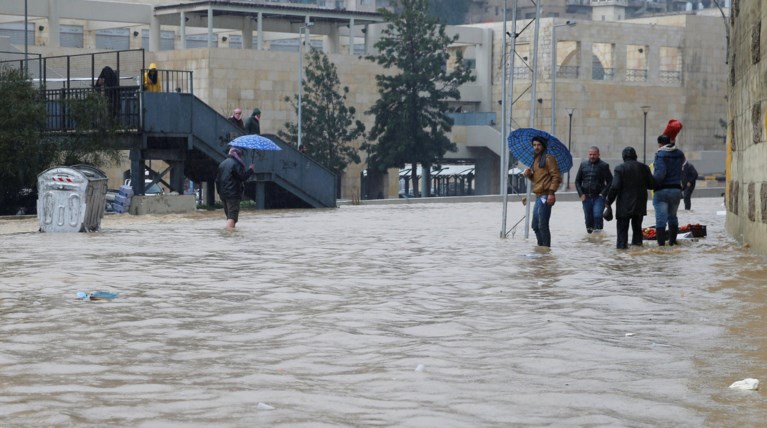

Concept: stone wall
[[149, 47, 399, 200], [725, 1, 767, 255], [474, 15, 727, 170]]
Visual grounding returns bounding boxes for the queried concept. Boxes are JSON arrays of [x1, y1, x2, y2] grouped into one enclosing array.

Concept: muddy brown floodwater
[[1, 197, 765, 426]]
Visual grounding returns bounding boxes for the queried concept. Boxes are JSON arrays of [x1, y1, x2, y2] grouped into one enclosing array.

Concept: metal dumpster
[[37, 165, 108, 232]]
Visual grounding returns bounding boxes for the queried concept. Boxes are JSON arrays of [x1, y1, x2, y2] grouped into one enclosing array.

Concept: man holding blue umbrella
[[216, 147, 254, 229], [522, 135, 562, 247]]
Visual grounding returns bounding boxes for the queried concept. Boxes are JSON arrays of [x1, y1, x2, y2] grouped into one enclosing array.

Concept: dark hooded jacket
[[244, 108, 261, 135], [606, 147, 654, 219], [215, 155, 253, 200]]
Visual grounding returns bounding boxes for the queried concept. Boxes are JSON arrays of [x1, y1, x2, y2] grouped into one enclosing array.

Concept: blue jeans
[[532, 195, 553, 247], [653, 188, 682, 230], [581, 195, 605, 231]]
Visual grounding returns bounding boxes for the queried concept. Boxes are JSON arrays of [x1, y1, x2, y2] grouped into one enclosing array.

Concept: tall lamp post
[[24, 0, 28, 77], [550, 20, 576, 137], [565, 107, 575, 189], [298, 22, 314, 149], [641, 105, 650, 164]]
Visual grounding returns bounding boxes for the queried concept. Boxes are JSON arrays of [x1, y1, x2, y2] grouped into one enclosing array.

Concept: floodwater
[[1, 197, 766, 427]]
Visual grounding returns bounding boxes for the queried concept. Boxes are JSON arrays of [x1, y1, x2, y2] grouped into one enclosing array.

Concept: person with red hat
[[652, 120, 685, 246]]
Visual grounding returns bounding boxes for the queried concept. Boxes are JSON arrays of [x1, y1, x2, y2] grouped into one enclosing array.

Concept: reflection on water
[[1, 198, 766, 426]]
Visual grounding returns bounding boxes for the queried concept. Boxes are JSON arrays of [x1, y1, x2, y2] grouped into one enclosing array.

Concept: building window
[[659, 46, 683, 84]]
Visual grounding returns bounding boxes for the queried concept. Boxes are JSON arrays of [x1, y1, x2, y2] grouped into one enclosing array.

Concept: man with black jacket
[[216, 147, 254, 229], [605, 147, 654, 249], [575, 146, 613, 233], [681, 158, 698, 210]]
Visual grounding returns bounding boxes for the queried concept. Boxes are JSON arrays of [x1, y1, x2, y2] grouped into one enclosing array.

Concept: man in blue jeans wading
[[522, 136, 561, 247], [652, 119, 685, 246], [575, 146, 612, 234]]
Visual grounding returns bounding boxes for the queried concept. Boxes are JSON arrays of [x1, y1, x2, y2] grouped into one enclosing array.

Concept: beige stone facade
[[457, 14, 727, 169], [0, 1, 730, 203], [149, 47, 393, 199], [725, 0, 767, 255]]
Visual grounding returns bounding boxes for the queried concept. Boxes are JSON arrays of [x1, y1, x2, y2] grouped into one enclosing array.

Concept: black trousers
[[682, 181, 696, 210], [616, 215, 644, 249]]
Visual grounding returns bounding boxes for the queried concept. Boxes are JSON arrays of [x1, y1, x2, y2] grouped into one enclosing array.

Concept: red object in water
[[663, 119, 683, 142]]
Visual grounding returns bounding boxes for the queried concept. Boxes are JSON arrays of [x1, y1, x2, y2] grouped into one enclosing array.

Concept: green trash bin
[[37, 165, 108, 232]]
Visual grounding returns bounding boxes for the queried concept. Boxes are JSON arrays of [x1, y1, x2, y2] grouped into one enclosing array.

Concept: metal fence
[[0, 51, 43, 86], [39, 49, 145, 90], [140, 68, 194, 94], [44, 86, 141, 131]]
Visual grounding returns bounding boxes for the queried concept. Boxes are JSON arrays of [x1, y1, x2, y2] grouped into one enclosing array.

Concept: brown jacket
[[530, 154, 561, 196]]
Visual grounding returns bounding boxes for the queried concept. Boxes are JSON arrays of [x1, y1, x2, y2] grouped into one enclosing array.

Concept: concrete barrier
[[129, 195, 196, 215]]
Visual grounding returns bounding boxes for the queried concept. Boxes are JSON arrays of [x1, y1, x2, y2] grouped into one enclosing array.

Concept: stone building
[[0, 0, 729, 202], [725, 0, 767, 255]]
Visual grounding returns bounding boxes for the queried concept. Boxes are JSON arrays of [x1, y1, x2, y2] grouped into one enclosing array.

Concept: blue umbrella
[[507, 128, 572, 174], [229, 134, 282, 151]]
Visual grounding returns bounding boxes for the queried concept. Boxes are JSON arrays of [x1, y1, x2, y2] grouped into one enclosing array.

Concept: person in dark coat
[[216, 147, 254, 229], [574, 146, 612, 233], [605, 146, 654, 249], [681, 157, 698, 210], [95, 66, 120, 119], [244, 107, 261, 135]]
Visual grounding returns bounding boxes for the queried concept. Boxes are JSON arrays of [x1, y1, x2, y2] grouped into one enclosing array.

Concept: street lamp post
[[298, 22, 314, 149], [550, 20, 576, 137], [641, 105, 650, 164], [565, 107, 575, 189], [24, 0, 28, 76]]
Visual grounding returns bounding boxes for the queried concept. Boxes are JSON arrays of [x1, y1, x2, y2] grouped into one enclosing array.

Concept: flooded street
[[1, 197, 766, 426]]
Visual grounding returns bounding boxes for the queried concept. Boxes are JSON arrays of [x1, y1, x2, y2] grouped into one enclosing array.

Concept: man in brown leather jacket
[[523, 136, 561, 247]]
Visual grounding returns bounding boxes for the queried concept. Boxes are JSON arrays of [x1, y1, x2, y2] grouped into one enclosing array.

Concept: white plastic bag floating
[[729, 378, 759, 390]]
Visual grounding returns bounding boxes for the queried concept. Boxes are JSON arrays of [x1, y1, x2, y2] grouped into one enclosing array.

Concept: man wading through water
[[522, 135, 561, 247]]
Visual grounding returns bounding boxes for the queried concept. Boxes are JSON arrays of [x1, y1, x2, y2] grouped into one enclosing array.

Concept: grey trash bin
[[37, 165, 108, 232]]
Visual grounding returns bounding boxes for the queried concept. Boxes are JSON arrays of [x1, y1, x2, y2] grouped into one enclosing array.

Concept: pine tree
[[363, 0, 474, 197], [280, 48, 365, 183]]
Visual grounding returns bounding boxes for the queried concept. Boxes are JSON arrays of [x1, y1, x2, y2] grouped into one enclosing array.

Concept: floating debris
[[729, 378, 759, 390], [76, 291, 119, 301]]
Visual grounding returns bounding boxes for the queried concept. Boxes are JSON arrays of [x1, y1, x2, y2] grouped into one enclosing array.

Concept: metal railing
[[43, 86, 141, 131], [140, 68, 194, 94], [39, 49, 145, 90], [0, 51, 43, 87], [556, 65, 579, 79], [659, 70, 682, 84], [592, 67, 615, 81], [40, 64, 192, 132], [626, 68, 648, 82]]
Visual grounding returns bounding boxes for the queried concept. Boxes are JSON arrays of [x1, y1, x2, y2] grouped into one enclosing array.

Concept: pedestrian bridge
[[41, 72, 336, 210]]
